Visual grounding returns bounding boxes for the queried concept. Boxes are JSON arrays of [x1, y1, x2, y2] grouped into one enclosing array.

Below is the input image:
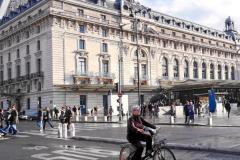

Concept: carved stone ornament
[[123, 45, 129, 55], [75, 50, 88, 57], [150, 47, 157, 59]]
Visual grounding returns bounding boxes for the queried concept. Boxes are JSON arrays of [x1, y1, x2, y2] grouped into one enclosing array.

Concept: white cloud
[[137, 0, 240, 31]]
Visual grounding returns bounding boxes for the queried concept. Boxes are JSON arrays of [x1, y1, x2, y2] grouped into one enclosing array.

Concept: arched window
[[218, 65, 222, 80], [162, 57, 168, 78], [184, 60, 189, 78], [202, 62, 207, 79], [225, 66, 229, 80], [231, 66, 235, 80], [193, 61, 198, 79], [210, 63, 215, 79], [173, 59, 179, 78]]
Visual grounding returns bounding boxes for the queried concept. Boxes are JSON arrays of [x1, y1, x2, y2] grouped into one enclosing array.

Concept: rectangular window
[[131, 35, 135, 42], [79, 25, 85, 33], [37, 40, 41, 51], [17, 49, 20, 58], [38, 97, 41, 109], [27, 98, 30, 110], [0, 101, 3, 109], [78, 58, 86, 75], [78, 9, 84, 16], [26, 62, 31, 75], [0, 56, 3, 64], [16, 65, 21, 78], [0, 70, 3, 82], [26, 31, 30, 39], [36, 25, 41, 34], [102, 28, 108, 37], [8, 52, 11, 61], [8, 68, 12, 80], [37, 59, 41, 73], [101, 15, 106, 21], [134, 63, 138, 79], [79, 40, 85, 50], [141, 64, 147, 78], [26, 45, 30, 55], [102, 60, 109, 75], [144, 37, 149, 44], [100, 0, 106, 6], [102, 43, 108, 52]]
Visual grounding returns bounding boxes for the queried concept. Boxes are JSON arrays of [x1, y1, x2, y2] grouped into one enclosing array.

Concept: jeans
[[43, 120, 54, 130], [37, 120, 43, 129], [4, 123, 17, 135]]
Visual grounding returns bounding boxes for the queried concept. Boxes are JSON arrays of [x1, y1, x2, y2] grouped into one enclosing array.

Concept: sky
[[137, 0, 240, 32]]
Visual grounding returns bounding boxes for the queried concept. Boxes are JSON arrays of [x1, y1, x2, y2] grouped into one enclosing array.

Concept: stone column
[[206, 63, 210, 80], [168, 62, 173, 81], [189, 64, 193, 79], [179, 62, 184, 81]]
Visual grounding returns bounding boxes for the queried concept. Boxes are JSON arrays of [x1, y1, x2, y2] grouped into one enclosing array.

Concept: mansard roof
[[123, 0, 240, 43]]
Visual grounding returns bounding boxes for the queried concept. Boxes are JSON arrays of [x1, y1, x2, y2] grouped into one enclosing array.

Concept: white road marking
[[52, 150, 98, 160], [31, 153, 79, 160]]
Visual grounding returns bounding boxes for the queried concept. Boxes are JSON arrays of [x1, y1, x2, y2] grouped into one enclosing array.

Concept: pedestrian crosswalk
[[19, 123, 127, 140], [31, 146, 119, 160]]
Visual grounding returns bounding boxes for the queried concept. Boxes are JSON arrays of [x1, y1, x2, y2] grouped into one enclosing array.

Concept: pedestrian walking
[[36, 108, 43, 131], [170, 102, 176, 119], [42, 107, 54, 130], [54, 107, 59, 119], [225, 101, 231, 118], [72, 106, 77, 121], [65, 106, 72, 130], [189, 102, 195, 123], [6, 105, 18, 135], [0, 109, 4, 128], [184, 101, 190, 124], [59, 107, 66, 124], [108, 106, 113, 121]]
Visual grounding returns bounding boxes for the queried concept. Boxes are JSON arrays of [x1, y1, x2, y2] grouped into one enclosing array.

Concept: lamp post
[[129, 10, 141, 106]]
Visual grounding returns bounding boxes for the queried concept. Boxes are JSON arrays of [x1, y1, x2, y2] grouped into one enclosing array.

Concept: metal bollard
[[40, 120, 43, 132], [93, 116, 97, 122], [63, 123, 68, 139], [208, 116, 213, 126], [70, 123, 75, 137], [170, 116, 175, 124], [84, 116, 88, 122], [104, 116, 108, 122], [58, 123, 63, 138]]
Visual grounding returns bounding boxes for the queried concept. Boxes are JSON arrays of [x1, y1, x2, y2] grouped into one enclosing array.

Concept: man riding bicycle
[[127, 105, 156, 160]]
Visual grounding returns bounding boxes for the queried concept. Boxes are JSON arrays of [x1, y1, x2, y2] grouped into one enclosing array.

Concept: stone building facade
[[0, 0, 239, 113]]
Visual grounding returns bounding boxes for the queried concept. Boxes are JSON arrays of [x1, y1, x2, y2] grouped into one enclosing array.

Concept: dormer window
[[100, 0, 106, 7]]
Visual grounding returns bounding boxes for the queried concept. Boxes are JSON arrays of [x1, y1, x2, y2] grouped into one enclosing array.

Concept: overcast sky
[[137, 0, 240, 31]]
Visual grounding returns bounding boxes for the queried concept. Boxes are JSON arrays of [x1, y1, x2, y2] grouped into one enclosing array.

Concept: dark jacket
[[9, 110, 17, 124], [127, 116, 156, 141], [184, 105, 189, 116]]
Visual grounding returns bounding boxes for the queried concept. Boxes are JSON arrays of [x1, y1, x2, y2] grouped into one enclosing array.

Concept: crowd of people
[[0, 105, 18, 136], [140, 103, 160, 118]]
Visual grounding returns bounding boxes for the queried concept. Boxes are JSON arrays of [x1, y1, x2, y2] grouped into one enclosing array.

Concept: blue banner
[[208, 89, 216, 113]]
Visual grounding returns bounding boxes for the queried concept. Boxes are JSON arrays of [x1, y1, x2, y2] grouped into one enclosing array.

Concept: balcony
[[96, 73, 115, 85], [73, 72, 93, 85], [133, 75, 149, 86]]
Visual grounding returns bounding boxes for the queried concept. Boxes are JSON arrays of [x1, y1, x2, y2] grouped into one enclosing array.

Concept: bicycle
[[119, 129, 176, 160]]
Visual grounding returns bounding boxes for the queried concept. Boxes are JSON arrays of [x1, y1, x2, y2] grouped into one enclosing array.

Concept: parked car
[[19, 111, 38, 121]]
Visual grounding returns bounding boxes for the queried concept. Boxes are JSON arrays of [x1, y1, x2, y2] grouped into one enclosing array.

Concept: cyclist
[[127, 105, 156, 160]]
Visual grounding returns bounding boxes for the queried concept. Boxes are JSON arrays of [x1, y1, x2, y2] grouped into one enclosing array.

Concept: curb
[[72, 136, 240, 155]]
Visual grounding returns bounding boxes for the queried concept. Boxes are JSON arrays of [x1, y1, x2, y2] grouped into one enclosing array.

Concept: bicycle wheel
[[119, 146, 133, 160], [153, 146, 176, 160]]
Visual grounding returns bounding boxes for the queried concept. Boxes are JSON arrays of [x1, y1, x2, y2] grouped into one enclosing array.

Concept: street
[[0, 121, 240, 159]]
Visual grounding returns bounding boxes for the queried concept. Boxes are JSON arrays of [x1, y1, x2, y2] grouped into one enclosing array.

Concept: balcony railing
[[0, 71, 44, 86]]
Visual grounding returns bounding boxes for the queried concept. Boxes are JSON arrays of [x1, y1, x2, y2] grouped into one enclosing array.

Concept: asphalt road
[[0, 121, 240, 160]]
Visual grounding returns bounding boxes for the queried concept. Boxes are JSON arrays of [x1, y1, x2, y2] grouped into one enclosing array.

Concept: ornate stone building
[[0, 0, 239, 113]]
